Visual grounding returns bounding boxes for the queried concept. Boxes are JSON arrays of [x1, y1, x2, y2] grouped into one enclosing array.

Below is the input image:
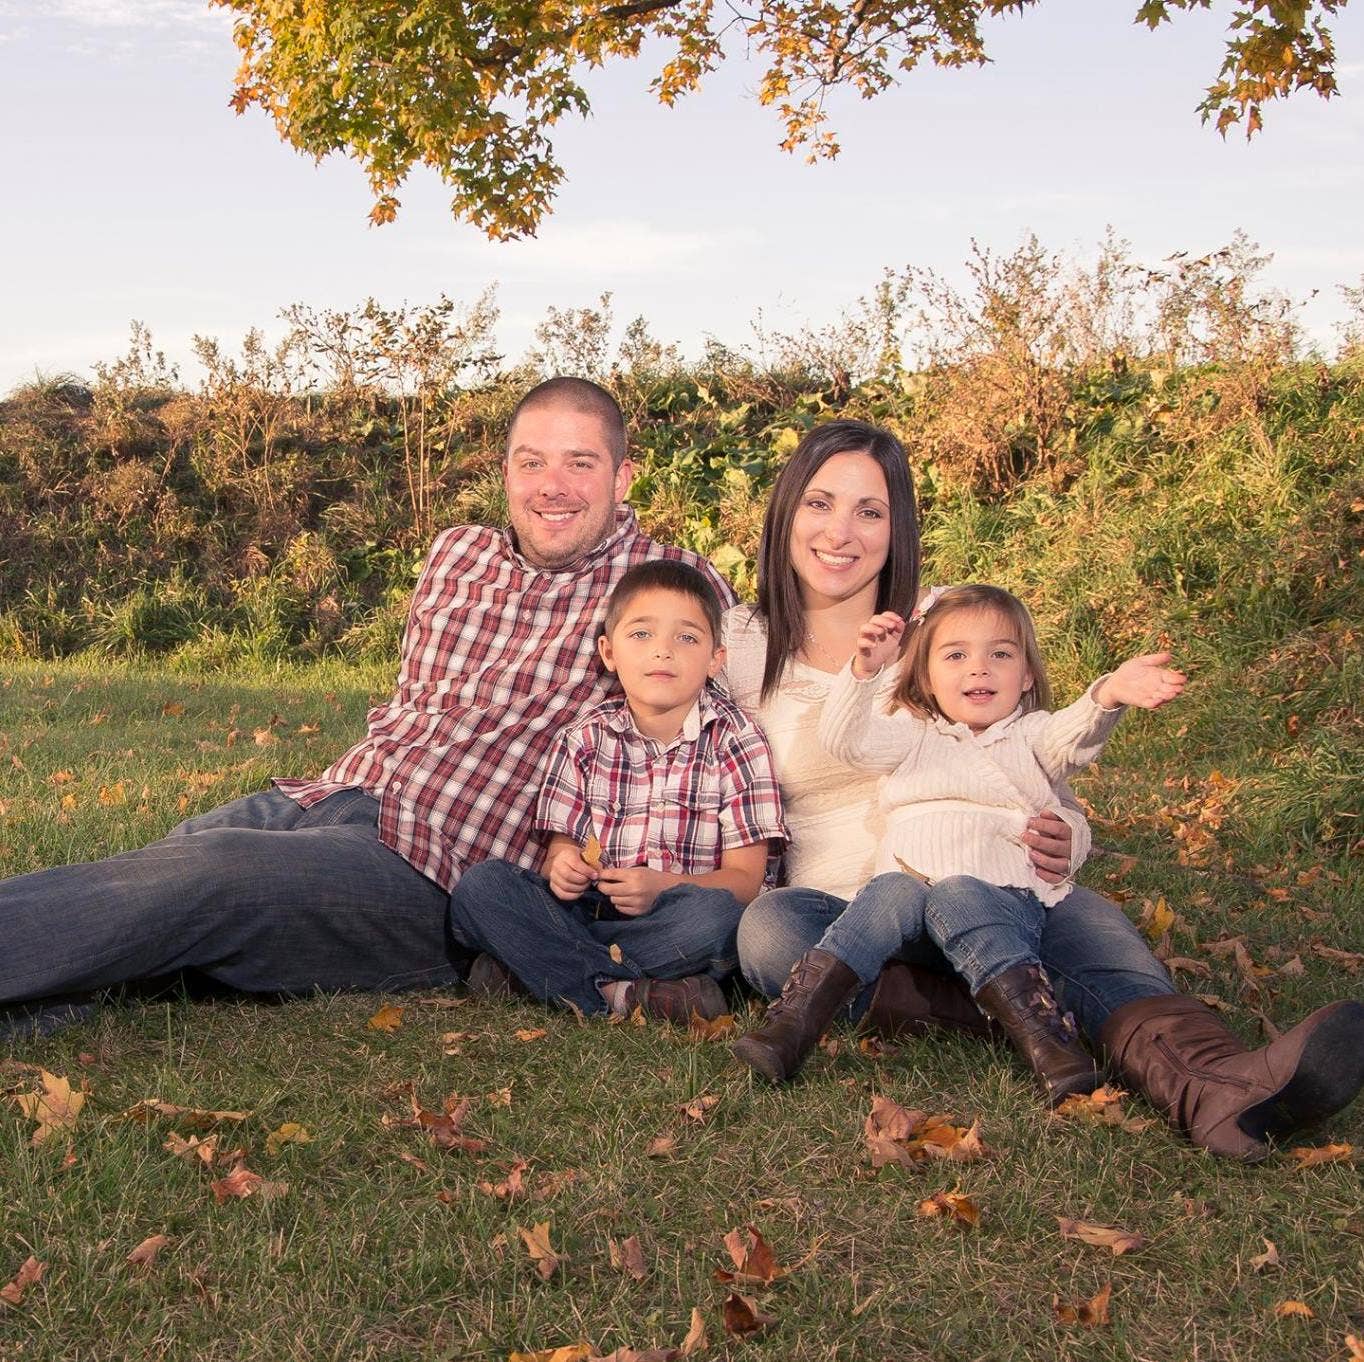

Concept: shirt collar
[[502, 504, 639, 573], [931, 704, 1025, 744], [604, 688, 719, 747]]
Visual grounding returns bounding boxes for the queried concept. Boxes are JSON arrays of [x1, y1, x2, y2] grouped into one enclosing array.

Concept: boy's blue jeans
[[0, 789, 460, 1030], [446, 858, 744, 1015], [738, 876, 1177, 1041]]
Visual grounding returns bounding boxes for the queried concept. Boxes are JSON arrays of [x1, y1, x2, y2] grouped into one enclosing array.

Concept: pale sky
[[1, 0, 1361, 392]]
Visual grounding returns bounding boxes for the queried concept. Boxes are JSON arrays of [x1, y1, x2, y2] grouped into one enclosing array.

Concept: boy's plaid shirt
[[275, 508, 736, 891], [535, 689, 787, 874]]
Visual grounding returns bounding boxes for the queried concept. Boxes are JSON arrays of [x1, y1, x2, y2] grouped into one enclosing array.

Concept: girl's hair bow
[[908, 584, 948, 626]]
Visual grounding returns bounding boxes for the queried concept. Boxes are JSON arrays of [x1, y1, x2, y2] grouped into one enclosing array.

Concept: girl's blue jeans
[[738, 875, 1176, 1041]]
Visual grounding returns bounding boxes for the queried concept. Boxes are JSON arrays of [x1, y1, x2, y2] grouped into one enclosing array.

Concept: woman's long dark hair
[[754, 419, 920, 700]]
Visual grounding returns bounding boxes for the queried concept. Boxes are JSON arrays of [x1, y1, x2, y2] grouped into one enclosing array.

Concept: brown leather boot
[[863, 962, 996, 1039], [732, 949, 859, 1084], [974, 963, 1101, 1107], [1098, 995, 1364, 1161], [629, 974, 727, 1023]]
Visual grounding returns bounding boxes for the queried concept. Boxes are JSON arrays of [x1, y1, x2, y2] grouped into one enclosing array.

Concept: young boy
[[446, 560, 786, 1021]]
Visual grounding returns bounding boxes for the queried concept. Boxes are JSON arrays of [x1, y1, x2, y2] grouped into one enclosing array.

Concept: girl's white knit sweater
[[817, 662, 1125, 906]]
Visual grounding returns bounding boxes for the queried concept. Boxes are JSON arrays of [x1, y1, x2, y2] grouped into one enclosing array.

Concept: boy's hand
[[1095, 652, 1186, 710], [596, 866, 670, 916], [853, 612, 906, 679], [547, 845, 596, 901]]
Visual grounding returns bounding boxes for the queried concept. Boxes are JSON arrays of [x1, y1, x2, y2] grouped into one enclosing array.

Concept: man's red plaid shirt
[[275, 508, 736, 890], [535, 688, 787, 875]]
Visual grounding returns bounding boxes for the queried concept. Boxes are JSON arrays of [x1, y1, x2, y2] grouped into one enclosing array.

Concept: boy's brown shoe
[[466, 953, 529, 1000], [630, 974, 726, 1023]]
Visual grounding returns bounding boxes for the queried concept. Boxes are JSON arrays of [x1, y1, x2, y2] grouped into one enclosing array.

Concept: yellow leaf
[[608, 942, 623, 964], [15, 1070, 86, 1146], [367, 1005, 404, 1032], [515, 1028, 548, 1043], [1273, 1300, 1314, 1318], [265, 1122, 312, 1156]]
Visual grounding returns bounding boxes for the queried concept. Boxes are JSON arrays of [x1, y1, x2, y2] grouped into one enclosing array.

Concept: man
[[0, 377, 736, 1038]]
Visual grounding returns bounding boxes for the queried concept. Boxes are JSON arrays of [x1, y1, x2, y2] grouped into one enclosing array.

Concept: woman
[[723, 419, 1364, 1161]]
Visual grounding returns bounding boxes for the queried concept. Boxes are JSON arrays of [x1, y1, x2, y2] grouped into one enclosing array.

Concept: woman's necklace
[[803, 629, 847, 671]]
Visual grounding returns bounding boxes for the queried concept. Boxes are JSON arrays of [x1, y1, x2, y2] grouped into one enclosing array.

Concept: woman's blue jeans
[[738, 877, 1176, 1041]]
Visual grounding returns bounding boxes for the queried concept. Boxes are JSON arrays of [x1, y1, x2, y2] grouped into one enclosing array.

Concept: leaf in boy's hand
[[608, 943, 623, 963], [582, 834, 602, 869]]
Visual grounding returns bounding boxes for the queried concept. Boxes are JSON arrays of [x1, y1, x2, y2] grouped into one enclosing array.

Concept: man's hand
[[1024, 810, 1073, 885], [596, 866, 672, 916], [546, 843, 596, 901], [1094, 652, 1186, 710], [852, 611, 906, 679]]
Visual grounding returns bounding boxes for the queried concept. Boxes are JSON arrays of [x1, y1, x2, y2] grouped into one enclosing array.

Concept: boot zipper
[[1154, 1036, 1254, 1090]]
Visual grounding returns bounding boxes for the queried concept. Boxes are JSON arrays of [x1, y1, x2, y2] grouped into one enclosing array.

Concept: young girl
[[734, 583, 1185, 1106]]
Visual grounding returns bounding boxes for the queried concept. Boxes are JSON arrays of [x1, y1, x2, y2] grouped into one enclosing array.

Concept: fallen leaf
[[680, 1095, 720, 1124], [1052, 1282, 1112, 1326], [1052, 1086, 1156, 1134], [645, 1134, 677, 1159], [680, 1306, 707, 1356], [15, 1069, 85, 1145], [1139, 896, 1175, 942], [721, 1293, 774, 1339], [0, 1256, 44, 1308], [265, 1122, 312, 1156], [252, 727, 278, 746], [917, 1190, 981, 1227], [1309, 944, 1364, 974], [486, 1086, 513, 1107], [687, 1013, 736, 1041], [125, 1099, 251, 1129], [857, 1034, 899, 1060], [1164, 956, 1212, 978], [126, 1234, 172, 1269], [518, 1221, 561, 1280], [1289, 1142, 1355, 1167], [478, 1160, 529, 1201], [1249, 1238, 1280, 1272], [395, 1150, 431, 1173], [161, 701, 185, 717], [164, 1132, 219, 1165], [209, 1163, 288, 1203], [1345, 1335, 1364, 1361], [1056, 1218, 1144, 1256], [1273, 1300, 1314, 1318], [608, 1234, 649, 1282], [515, 1028, 548, 1043], [367, 1004, 404, 1032], [508, 1346, 592, 1362], [533, 1169, 579, 1200], [387, 1092, 487, 1154]]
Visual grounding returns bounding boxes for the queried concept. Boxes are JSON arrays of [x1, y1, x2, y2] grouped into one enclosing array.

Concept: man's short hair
[[507, 376, 628, 468], [603, 560, 724, 644]]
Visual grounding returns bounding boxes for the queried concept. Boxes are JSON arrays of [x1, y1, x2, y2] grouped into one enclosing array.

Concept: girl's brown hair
[[893, 584, 1053, 718], [754, 420, 920, 701]]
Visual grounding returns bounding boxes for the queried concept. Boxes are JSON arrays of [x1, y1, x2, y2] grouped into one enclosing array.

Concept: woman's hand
[[1095, 652, 1186, 710], [852, 612, 906, 680], [1024, 810, 1074, 884]]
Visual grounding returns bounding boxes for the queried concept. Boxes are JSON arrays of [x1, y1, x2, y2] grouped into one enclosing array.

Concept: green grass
[[2, 658, 1363, 1362]]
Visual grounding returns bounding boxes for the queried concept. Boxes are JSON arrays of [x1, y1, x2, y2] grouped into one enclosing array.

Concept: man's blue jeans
[[0, 789, 459, 1027], [737, 879, 1176, 1041], [446, 858, 744, 1015]]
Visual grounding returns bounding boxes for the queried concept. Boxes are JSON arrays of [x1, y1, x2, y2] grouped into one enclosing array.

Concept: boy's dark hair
[[507, 376, 628, 468], [603, 559, 723, 643]]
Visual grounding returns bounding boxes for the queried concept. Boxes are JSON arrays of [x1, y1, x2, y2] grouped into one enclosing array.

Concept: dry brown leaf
[[891, 854, 930, 882], [252, 727, 278, 747], [395, 1150, 431, 1173], [645, 1134, 678, 1159], [441, 1031, 478, 1054], [1289, 1142, 1355, 1168], [1310, 944, 1364, 973], [15, 1069, 85, 1146], [714, 1225, 782, 1287], [515, 1028, 549, 1043], [367, 1004, 404, 1032], [680, 1306, 707, 1356], [857, 1034, 899, 1060], [917, 1190, 981, 1227], [164, 1132, 219, 1165], [582, 834, 603, 869], [388, 1092, 488, 1154], [210, 1163, 288, 1203], [1249, 1238, 1280, 1272], [508, 1346, 592, 1362], [1273, 1299, 1314, 1317], [680, 1095, 720, 1124], [125, 1098, 250, 1129], [486, 1086, 514, 1107], [161, 701, 186, 717], [608, 943, 624, 964], [1052, 1086, 1156, 1134], [518, 1221, 561, 1280], [477, 1160, 529, 1201], [608, 1234, 649, 1282], [533, 1169, 579, 1200], [265, 1122, 312, 1156], [1345, 1335, 1364, 1360], [1056, 1218, 1144, 1256], [0, 1256, 44, 1308], [126, 1234, 172, 1269], [1052, 1282, 1112, 1327], [1164, 956, 1212, 978], [721, 1293, 774, 1339], [687, 1013, 736, 1041]]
